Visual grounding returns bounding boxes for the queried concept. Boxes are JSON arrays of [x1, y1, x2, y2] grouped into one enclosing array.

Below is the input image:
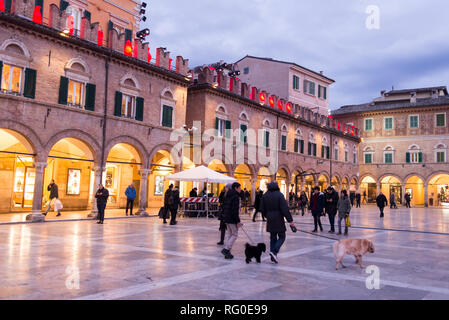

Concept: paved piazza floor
[[1, 205, 449, 300]]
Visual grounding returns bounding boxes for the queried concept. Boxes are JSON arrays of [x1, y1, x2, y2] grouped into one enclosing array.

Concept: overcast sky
[[142, 0, 449, 109]]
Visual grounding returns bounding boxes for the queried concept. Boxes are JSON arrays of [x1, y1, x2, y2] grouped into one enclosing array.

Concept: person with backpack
[[125, 182, 137, 216], [221, 182, 242, 260], [261, 182, 295, 264]]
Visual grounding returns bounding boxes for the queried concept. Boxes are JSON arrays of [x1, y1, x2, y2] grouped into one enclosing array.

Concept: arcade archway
[[276, 168, 289, 198], [256, 166, 272, 193], [405, 176, 425, 206], [234, 164, 253, 199], [360, 176, 376, 203], [428, 174, 449, 207], [380, 175, 402, 205], [331, 176, 341, 191], [318, 174, 329, 192]]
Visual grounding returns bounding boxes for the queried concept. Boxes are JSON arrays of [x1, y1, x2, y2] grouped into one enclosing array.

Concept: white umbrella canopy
[[165, 165, 236, 184]]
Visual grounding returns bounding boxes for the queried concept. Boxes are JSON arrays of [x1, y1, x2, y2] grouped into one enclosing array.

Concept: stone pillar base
[[136, 210, 149, 217], [26, 211, 45, 222]]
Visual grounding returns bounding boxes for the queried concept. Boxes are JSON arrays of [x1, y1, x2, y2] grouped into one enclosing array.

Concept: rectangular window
[[334, 148, 339, 161], [353, 152, 357, 164], [384, 117, 393, 130], [240, 124, 248, 143], [216, 118, 225, 137], [243, 67, 249, 74], [436, 113, 446, 127], [410, 152, 419, 163], [293, 75, 300, 90], [304, 80, 315, 95], [364, 153, 372, 164], [162, 105, 173, 127], [364, 119, 373, 131], [67, 79, 84, 107], [281, 135, 287, 151], [437, 152, 445, 163], [345, 151, 348, 162], [384, 153, 393, 164], [409, 115, 419, 128], [121, 94, 136, 119], [1, 63, 22, 94]]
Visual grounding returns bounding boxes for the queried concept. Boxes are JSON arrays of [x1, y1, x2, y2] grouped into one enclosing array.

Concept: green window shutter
[[326, 146, 330, 159], [264, 131, 270, 148], [313, 143, 317, 156], [321, 145, 325, 158], [240, 124, 247, 143], [35, 0, 44, 15], [418, 152, 423, 163], [308, 142, 311, 155], [84, 83, 96, 111], [292, 75, 295, 89], [294, 139, 299, 153], [300, 140, 304, 154], [162, 105, 172, 127], [84, 10, 91, 21], [310, 82, 315, 95], [225, 120, 231, 139], [281, 135, 287, 151], [23, 68, 37, 99], [60, 0, 69, 12], [406, 152, 410, 163], [215, 117, 219, 136], [5, 0, 12, 12], [58, 76, 68, 105], [108, 21, 114, 30], [125, 29, 132, 42], [114, 91, 122, 116], [323, 87, 327, 99], [318, 85, 321, 98], [303, 80, 307, 92], [135, 97, 144, 121]]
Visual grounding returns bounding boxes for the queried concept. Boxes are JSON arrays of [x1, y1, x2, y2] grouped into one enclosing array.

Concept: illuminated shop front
[[318, 174, 329, 192], [405, 176, 425, 206], [276, 168, 288, 198], [234, 163, 253, 200], [428, 174, 449, 207], [148, 150, 175, 210], [360, 176, 377, 203], [380, 175, 402, 205], [256, 166, 272, 193]]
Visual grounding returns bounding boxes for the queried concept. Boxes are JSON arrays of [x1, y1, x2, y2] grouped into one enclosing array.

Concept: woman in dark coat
[[95, 183, 109, 224], [163, 184, 173, 224], [308, 186, 325, 232], [252, 189, 265, 222], [260, 182, 295, 264], [217, 184, 230, 245]]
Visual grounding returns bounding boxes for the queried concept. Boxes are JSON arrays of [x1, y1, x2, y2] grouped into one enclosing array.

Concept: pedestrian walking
[[261, 182, 295, 264], [308, 186, 325, 232], [325, 186, 339, 233], [376, 191, 388, 218], [252, 189, 265, 222], [221, 182, 242, 260], [125, 182, 137, 216], [390, 191, 398, 209], [217, 184, 231, 245], [337, 190, 351, 236], [163, 184, 173, 224], [43, 179, 61, 217], [405, 192, 411, 208], [298, 191, 308, 216], [355, 192, 361, 208], [362, 190, 367, 204], [95, 183, 109, 224], [169, 186, 180, 225], [349, 191, 355, 207]]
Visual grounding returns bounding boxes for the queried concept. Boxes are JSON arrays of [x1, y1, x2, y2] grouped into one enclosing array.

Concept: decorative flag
[[1, 0, 6, 12], [67, 15, 74, 35], [97, 28, 103, 46], [124, 40, 133, 56], [32, 6, 43, 24], [148, 47, 152, 63]]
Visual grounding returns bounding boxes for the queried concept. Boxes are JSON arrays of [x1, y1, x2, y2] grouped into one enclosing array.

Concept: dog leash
[[296, 228, 340, 241], [240, 226, 256, 245]]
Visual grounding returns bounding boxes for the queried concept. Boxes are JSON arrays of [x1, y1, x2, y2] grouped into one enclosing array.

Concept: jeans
[[313, 214, 323, 231], [328, 213, 336, 232], [338, 216, 348, 234], [45, 198, 60, 214], [224, 224, 238, 251], [126, 199, 134, 215], [270, 232, 286, 255], [379, 206, 384, 217], [356, 200, 361, 208], [300, 205, 306, 216]]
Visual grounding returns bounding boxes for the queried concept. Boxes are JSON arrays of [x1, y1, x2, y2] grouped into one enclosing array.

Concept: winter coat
[[218, 189, 226, 220], [48, 183, 59, 199], [355, 193, 361, 201], [164, 189, 172, 207], [254, 191, 263, 212], [190, 189, 198, 197], [325, 190, 339, 215], [260, 182, 293, 233], [376, 194, 388, 208], [299, 194, 308, 207], [390, 193, 396, 204], [405, 193, 411, 202], [337, 196, 351, 218], [125, 186, 137, 200], [95, 188, 109, 206], [223, 188, 241, 224], [170, 189, 180, 209], [308, 192, 326, 216]]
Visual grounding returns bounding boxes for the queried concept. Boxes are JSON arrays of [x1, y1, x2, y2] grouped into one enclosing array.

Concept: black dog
[[245, 243, 266, 263]]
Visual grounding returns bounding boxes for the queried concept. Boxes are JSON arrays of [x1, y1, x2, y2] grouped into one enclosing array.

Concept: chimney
[[319, 71, 323, 75], [380, 90, 386, 97], [432, 89, 438, 99], [410, 92, 416, 104]]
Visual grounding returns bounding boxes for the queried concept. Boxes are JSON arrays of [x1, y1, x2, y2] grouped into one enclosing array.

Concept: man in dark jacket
[[355, 192, 361, 208], [189, 188, 198, 197], [261, 182, 295, 264], [221, 182, 242, 260], [405, 192, 411, 208], [169, 186, 180, 225], [95, 183, 109, 224], [376, 191, 388, 218], [349, 191, 355, 207], [163, 184, 173, 224], [44, 180, 61, 216], [308, 186, 325, 232], [325, 186, 339, 233], [217, 184, 231, 245], [252, 189, 265, 222]]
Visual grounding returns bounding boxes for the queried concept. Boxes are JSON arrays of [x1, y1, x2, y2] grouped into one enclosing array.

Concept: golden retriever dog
[[333, 239, 375, 270]]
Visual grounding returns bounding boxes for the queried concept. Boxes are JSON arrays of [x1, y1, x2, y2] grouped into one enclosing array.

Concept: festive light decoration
[[250, 87, 256, 100], [337, 121, 341, 130], [124, 40, 133, 56], [133, 41, 138, 58], [229, 78, 233, 92], [32, 6, 43, 24], [148, 47, 152, 63], [169, 58, 173, 70], [0, 0, 4, 12], [97, 29, 103, 46], [278, 100, 283, 110], [269, 96, 275, 107], [65, 15, 74, 35], [259, 92, 266, 104], [286, 102, 292, 114]]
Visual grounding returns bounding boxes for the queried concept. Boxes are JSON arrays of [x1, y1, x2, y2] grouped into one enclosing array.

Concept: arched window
[[111, 73, 144, 121], [321, 136, 329, 159], [434, 143, 447, 163], [160, 87, 176, 128], [308, 132, 317, 157], [383, 145, 394, 164], [364, 146, 374, 164], [61, 58, 93, 109], [334, 140, 340, 161], [239, 111, 249, 143], [280, 124, 288, 151], [215, 104, 230, 138]]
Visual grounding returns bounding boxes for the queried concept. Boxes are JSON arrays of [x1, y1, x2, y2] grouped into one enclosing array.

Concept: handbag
[[54, 199, 63, 211], [345, 215, 351, 227]]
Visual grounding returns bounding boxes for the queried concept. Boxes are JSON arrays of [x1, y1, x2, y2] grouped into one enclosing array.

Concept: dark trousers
[[97, 203, 106, 222], [313, 214, 323, 231], [170, 207, 177, 224], [219, 220, 226, 242], [379, 206, 384, 217], [328, 213, 336, 232], [270, 232, 286, 255], [300, 205, 306, 216], [406, 201, 411, 208], [126, 199, 134, 215], [338, 216, 348, 234], [356, 200, 361, 208], [252, 210, 265, 221]]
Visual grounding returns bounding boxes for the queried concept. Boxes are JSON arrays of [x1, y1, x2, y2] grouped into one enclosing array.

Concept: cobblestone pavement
[[1, 205, 449, 300]]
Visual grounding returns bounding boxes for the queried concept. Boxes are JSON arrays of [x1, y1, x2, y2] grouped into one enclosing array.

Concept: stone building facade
[[332, 87, 449, 207]]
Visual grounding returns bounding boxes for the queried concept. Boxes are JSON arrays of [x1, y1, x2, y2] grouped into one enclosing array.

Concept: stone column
[[401, 184, 406, 206], [251, 178, 256, 204], [26, 162, 47, 222], [136, 168, 151, 217], [88, 167, 105, 218], [424, 183, 428, 207], [376, 183, 381, 195]]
